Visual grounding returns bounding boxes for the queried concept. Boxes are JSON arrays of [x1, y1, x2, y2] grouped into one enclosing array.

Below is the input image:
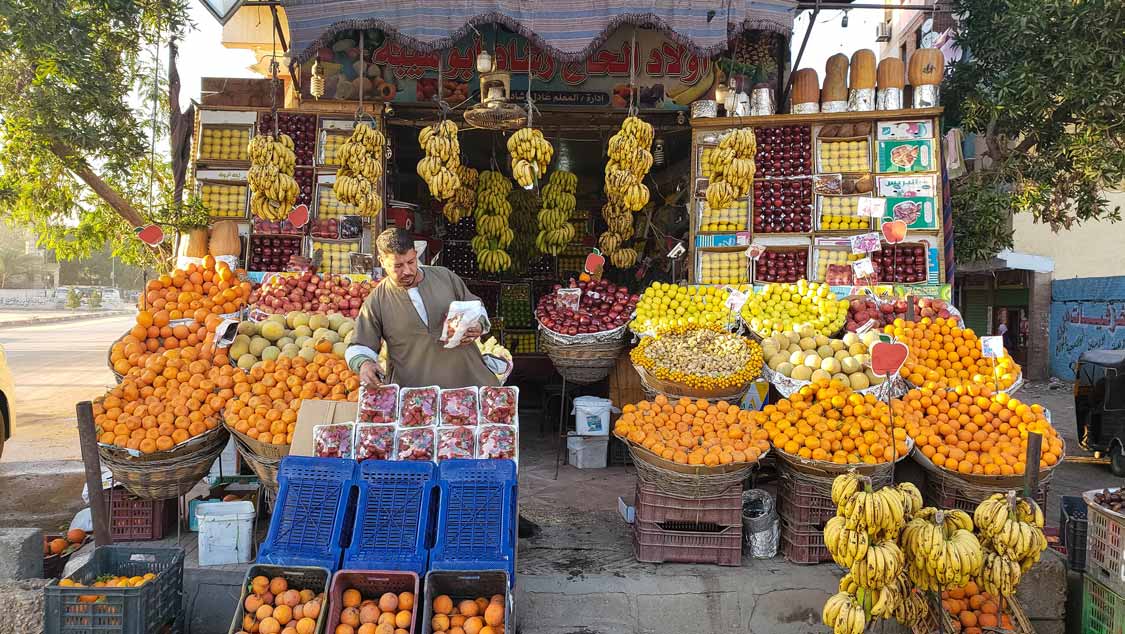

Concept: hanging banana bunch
[[703, 128, 756, 209], [507, 127, 554, 188], [247, 134, 299, 221], [417, 120, 461, 200], [443, 165, 479, 223], [333, 122, 386, 217], [535, 170, 576, 256], [604, 115, 654, 212], [599, 201, 639, 268], [471, 171, 514, 273], [507, 188, 539, 274]]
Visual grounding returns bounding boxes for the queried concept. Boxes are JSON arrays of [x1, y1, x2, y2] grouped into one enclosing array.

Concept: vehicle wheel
[[1111, 444, 1125, 477], [0, 407, 5, 461]]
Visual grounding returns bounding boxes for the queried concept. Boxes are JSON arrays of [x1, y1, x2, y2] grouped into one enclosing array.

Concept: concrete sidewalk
[[0, 309, 133, 328]]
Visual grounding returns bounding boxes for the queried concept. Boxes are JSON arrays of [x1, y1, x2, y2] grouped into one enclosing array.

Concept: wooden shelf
[[690, 107, 944, 130]]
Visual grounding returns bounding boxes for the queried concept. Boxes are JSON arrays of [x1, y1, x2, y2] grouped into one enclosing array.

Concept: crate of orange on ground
[[613, 393, 771, 498]]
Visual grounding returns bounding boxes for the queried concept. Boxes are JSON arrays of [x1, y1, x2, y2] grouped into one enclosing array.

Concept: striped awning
[[282, 0, 797, 65]]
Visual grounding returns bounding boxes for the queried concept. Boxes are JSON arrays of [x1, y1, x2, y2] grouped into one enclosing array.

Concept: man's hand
[[359, 359, 383, 386], [460, 323, 482, 346]]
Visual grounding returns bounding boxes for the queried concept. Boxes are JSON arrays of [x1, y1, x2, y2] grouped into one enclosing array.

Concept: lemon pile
[[741, 281, 848, 337], [631, 283, 742, 335]]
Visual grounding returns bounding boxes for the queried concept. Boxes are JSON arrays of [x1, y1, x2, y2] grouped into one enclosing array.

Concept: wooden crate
[[608, 353, 645, 407]]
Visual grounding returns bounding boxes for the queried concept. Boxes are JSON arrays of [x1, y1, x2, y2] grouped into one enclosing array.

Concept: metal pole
[[76, 401, 112, 546], [781, 9, 819, 110]]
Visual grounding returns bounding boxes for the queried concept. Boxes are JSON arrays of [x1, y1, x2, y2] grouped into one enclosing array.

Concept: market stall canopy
[[282, 0, 797, 65]]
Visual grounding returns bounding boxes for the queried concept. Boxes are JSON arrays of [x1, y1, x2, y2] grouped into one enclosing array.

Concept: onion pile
[[250, 271, 378, 317], [535, 278, 639, 335]]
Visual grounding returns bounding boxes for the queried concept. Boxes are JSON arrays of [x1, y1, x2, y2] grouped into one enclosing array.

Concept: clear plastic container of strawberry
[[477, 425, 517, 460], [359, 384, 399, 424], [313, 423, 354, 458], [354, 423, 396, 461], [480, 386, 518, 425], [437, 426, 476, 461], [439, 387, 479, 426], [395, 426, 436, 461], [399, 386, 439, 427]]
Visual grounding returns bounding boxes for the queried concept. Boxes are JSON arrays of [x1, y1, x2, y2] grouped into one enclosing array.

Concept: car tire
[[0, 407, 5, 461], [1111, 443, 1125, 477]]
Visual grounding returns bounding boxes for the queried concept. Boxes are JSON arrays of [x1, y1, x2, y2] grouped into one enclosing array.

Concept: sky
[[791, 8, 883, 74]]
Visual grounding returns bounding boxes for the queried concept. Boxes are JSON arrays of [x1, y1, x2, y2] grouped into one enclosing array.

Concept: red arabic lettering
[[560, 61, 586, 85]]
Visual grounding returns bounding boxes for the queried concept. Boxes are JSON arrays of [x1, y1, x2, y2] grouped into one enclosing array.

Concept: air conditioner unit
[[875, 21, 893, 42]]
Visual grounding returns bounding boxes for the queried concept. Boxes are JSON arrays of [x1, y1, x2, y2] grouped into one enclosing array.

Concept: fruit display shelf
[[754, 125, 812, 177], [753, 178, 813, 234], [198, 180, 248, 220], [311, 238, 361, 275], [258, 112, 317, 166], [252, 217, 305, 236], [501, 329, 540, 355], [248, 234, 303, 272], [499, 283, 533, 329], [812, 241, 867, 285], [752, 245, 810, 284], [815, 196, 873, 232], [696, 248, 750, 285], [698, 198, 749, 232], [315, 179, 359, 219], [442, 241, 478, 278], [815, 137, 871, 173], [198, 125, 251, 162]]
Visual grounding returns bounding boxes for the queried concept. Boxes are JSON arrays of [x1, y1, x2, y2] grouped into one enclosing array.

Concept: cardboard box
[[289, 399, 360, 457]]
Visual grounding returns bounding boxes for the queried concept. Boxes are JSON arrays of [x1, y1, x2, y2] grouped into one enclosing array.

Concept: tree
[[0, 0, 193, 270], [943, 0, 1125, 261]]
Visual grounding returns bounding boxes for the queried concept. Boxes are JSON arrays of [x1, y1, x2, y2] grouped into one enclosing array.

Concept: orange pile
[[59, 573, 156, 603], [109, 257, 251, 376], [234, 575, 325, 634], [940, 582, 1013, 634], [886, 317, 1020, 392], [333, 586, 415, 634], [751, 378, 910, 465], [429, 593, 505, 634], [898, 384, 1063, 475], [613, 395, 770, 466], [224, 354, 359, 446], [94, 348, 236, 451]]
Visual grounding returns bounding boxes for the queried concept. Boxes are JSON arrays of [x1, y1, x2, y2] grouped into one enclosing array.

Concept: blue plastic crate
[[257, 456, 355, 571], [430, 459, 518, 585], [343, 460, 437, 575]]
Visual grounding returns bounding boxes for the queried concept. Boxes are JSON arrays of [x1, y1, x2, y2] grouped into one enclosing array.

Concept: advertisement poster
[[300, 27, 784, 109], [881, 196, 939, 230]]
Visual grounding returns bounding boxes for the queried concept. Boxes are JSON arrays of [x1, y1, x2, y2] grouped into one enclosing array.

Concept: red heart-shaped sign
[[882, 219, 908, 244], [870, 341, 909, 377], [288, 204, 310, 228], [134, 224, 165, 246]]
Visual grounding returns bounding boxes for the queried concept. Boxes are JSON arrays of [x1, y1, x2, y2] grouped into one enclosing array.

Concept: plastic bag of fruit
[[480, 386, 518, 425], [477, 425, 517, 461], [358, 384, 399, 424], [354, 423, 396, 461], [313, 423, 354, 458], [439, 387, 479, 426], [399, 386, 439, 427], [440, 300, 490, 348], [395, 426, 436, 461], [437, 426, 476, 461]]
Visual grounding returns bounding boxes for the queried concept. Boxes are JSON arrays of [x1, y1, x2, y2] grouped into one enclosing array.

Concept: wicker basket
[[540, 329, 626, 385], [912, 592, 1034, 634], [634, 364, 758, 402], [222, 419, 291, 460], [232, 436, 281, 493], [97, 426, 229, 500], [625, 436, 765, 497], [911, 439, 1061, 490], [773, 437, 913, 480]]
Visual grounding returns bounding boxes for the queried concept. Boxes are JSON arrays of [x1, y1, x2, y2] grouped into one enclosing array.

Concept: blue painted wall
[[1049, 276, 1125, 379]]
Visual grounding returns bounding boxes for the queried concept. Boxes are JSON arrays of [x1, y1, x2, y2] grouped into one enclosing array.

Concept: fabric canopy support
[[283, 0, 797, 65]]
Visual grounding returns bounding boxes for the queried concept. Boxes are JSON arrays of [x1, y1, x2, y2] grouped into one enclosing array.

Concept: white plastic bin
[[567, 434, 608, 469], [196, 501, 256, 566], [571, 396, 614, 435]]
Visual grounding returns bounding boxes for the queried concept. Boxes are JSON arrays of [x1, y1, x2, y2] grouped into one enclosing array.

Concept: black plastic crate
[[609, 435, 633, 466], [44, 546, 184, 634], [1060, 495, 1088, 572]]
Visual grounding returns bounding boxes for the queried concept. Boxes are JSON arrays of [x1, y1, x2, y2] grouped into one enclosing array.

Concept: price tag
[[855, 319, 878, 335], [851, 233, 882, 254], [745, 243, 765, 260], [666, 243, 686, 259], [724, 287, 749, 312], [981, 336, 1005, 358], [852, 257, 875, 278], [857, 196, 887, 218]]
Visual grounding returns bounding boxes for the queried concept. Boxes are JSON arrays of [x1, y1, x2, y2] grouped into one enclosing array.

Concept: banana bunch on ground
[[973, 492, 1048, 593], [333, 123, 386, 216], [900, 508, 984, 590], [443, 165, 479, 223], [417, 120, 461, 200], [703, 128, 756, 209], [248, 134, 299, 220], [507, 128, 554, 188], [507, 188, 539, 274], [472, 171, 514, 272], [536, 170, 577, 256], [604, 116, 654, 212]]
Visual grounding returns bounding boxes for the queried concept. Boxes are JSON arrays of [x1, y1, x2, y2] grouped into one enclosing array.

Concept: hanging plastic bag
[[440, 300, 489, 348]]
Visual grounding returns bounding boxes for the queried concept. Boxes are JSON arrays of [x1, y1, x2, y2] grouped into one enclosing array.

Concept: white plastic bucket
[[571, 396, 614, 436], [197, 501, 255, 566]]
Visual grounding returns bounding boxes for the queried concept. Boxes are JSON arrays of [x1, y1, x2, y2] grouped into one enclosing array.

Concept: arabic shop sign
[[304, 27, 782, 109]]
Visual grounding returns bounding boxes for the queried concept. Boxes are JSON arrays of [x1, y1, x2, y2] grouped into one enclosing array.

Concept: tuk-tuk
[[1074, 349, 1125, 475]]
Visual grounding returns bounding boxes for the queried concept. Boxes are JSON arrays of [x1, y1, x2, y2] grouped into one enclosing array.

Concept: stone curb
[[0, 310, 133, 328]]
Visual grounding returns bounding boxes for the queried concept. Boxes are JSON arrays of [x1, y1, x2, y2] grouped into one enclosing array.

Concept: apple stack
[[534, 277, 639, 385]]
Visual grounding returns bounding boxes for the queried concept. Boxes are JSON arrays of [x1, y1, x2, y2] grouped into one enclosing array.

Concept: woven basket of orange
[[751, 378, 913, 479], [897, 384, 1064, 488], [613, 394, 770, 496], [915, 581, 1034, 634], [886, 317, 1022, 394]]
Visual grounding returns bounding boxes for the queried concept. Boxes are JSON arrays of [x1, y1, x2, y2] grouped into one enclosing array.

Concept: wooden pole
[[1023, 431, 1043, 499], [76, 401, 112, 546]]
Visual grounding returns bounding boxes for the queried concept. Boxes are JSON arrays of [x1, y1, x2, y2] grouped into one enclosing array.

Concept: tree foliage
[[944, 0, 1124, 261], [0, 0, 192, 270]]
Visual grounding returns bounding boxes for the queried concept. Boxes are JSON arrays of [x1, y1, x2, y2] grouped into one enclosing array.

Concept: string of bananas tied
[[417, 120, 461, 200], [333, 122, 386, 217], [507, 127, 554, 188], [472, 171, 514, 272], [703, 128, 756, 210], [443, 165, 479, 223], [971, 492, 1047, 597], [599, 116, 653, 268], [535, 170, 576, 256], [247, 134, 298, 221]]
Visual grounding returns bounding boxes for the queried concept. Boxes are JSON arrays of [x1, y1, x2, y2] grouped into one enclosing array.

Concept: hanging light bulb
[[476, 50, 494, 74], [310, 60, 325, 99]]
